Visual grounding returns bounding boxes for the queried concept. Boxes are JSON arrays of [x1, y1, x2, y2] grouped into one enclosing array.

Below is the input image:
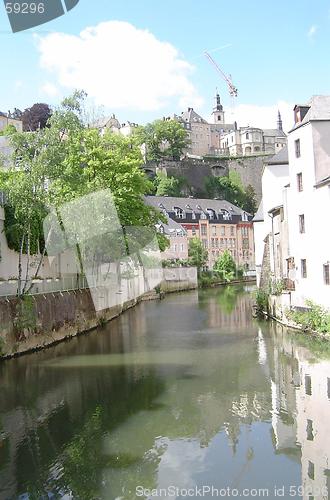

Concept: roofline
[[315, 175, 330, 188]]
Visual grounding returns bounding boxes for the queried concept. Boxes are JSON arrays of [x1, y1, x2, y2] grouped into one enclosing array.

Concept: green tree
[[135, 119, 188, 162], [213, 250, 237, 282], [154, 173, 185, 196], [0, 90, 169, 296], [0, 124, 17, 136], [188, 238, 208, 274], [242, 184, 257, 214]]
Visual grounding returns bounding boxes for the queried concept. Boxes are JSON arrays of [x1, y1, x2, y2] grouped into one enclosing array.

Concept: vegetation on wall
[[287, 300, 330, 334], [135, 119, 189, 162], [204, 173, 257, 214]]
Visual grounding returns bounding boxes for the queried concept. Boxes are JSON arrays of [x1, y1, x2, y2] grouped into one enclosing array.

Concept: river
[[0, 286, 329, 499]]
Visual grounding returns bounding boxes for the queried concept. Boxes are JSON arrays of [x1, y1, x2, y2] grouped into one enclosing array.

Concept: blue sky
[[1, 0, 330, 130]]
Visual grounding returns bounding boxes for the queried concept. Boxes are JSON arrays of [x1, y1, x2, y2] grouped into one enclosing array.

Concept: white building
[[254, 96, 330, 310], [220, 112, 287, 157], [253, 147, 290, 287]]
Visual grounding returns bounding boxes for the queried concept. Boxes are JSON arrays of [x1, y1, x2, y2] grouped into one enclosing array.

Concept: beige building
[[147, 196, 255, 270], [0, 111, 23, 133]]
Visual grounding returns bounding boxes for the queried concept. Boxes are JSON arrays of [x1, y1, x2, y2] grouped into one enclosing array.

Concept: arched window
[[254, 146, 260, 152], [246, 132, 249, 140], [245, 146, 252, 154]]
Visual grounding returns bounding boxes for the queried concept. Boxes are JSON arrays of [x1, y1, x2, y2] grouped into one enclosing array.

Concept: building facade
[[254, 95, 330, 310], [0, 111, 23, 133], [147, 196, 255, 270]]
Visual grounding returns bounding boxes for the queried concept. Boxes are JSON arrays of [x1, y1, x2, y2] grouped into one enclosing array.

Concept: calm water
[[0, 286, 330, 500]]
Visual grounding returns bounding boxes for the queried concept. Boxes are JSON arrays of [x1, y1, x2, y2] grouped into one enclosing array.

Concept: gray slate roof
[[267, 146, 288, 165], [262, 128, 287, 138], [178, 108, 208, 125], [146, 195, 250, 217], [290, 95, 330, 131], [253, 199, 264, 222], [156, 215, 187, 236]]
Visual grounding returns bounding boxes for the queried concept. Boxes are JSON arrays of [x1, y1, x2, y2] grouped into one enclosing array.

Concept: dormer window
[[221, 209, 232, 220], [174, 207, 185, 219], [192, 212, 196, 220], [242, 212, 249, 222], [206, 208, 216, 220], [200, 212, 207, 220]]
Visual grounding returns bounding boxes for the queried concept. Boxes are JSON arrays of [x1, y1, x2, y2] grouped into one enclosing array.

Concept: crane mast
[[204, 51, 238, 98]]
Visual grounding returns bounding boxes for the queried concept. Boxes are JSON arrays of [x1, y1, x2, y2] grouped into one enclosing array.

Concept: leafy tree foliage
[[188, 238, 208, 274], [0, 124, 17, 136], [22, 103, 52, 131], [213, 250, 237, 282], [135, 119, 189, 162], [0, 90, 168, 295], [153, 173, 185, 196], [204, 174, 257, 214]]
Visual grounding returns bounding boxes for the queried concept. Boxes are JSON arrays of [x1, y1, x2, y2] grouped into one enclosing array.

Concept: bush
[[287, 300, 330, 334], [255, 289, 269, 315]]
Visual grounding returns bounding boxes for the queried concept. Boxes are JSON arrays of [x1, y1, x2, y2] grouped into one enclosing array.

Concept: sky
[[1, 0, 330, 131]]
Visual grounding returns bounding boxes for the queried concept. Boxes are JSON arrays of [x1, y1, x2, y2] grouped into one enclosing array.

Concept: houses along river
[[0, 286, 329, 499]]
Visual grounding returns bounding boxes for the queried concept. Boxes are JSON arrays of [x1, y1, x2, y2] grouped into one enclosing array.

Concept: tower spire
[[277, 110, 283, 131]]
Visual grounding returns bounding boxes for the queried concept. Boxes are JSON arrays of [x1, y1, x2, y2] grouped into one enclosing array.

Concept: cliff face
[[143, 155, 268, 203]]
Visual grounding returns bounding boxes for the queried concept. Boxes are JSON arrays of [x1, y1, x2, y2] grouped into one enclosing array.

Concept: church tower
[[277, 110, 283, 131], [212, 91, 225, 124]]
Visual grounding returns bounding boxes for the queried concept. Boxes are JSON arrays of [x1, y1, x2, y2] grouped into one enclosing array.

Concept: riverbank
[[256, 293, 330, 342]]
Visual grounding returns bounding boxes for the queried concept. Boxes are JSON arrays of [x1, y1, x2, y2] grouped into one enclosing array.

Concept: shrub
[[255, 289, 269, 315], [287, 300, 330, 334]]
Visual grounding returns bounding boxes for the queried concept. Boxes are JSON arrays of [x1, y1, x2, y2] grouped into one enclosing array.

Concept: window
[[230, 227, 234, 236], [174, 207, 185, 219], [215, 238, 219, 248], [242, 212, 249, 222], [192, 227, 196, 236], [297, 172, 303, 191], [307, 461, 314, 480], [221, 226, 225, 236], [246, 132, 249, 140], [192, 212, 196, 220], [201, 224, 207, 236], [180, 244, 184, 252], [295, 139, 301, 158], [212, 225, 217, 236], [211, 238, 215, 248], [306, 419, 314, 441], [324, 264, 330, 285], [305, 374, 312, 395], [202, 239, 208, 249], [301, 259, 307, 278], [299, 214, 305, 233]]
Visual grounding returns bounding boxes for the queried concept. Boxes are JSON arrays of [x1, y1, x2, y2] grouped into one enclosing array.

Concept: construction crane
[[204, 51, 238, 98]]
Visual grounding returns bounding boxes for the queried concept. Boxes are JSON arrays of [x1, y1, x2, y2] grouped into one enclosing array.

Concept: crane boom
[[204, 51, 238, 98]]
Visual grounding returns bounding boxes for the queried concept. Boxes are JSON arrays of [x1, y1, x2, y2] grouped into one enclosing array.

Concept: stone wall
[[144, 155, 269, 203], [0, 268, 198, 359]]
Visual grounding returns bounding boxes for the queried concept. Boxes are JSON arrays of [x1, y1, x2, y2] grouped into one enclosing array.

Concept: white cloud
[[224, 100, 294, 132], [307, 25, 317, 38], [40, 81, 59, 97], [14, 80, 23, 90], [36, 21, 203, 112]]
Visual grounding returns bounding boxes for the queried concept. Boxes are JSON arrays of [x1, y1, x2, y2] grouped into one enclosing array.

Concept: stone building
[[175, 92, 235, 157], [0, 110, 23, 133], [146, 195, 255, 270], [220, 112, 287, 157]]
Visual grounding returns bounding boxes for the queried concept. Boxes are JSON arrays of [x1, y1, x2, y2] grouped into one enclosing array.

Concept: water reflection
[[0, 286, 329, 499]]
